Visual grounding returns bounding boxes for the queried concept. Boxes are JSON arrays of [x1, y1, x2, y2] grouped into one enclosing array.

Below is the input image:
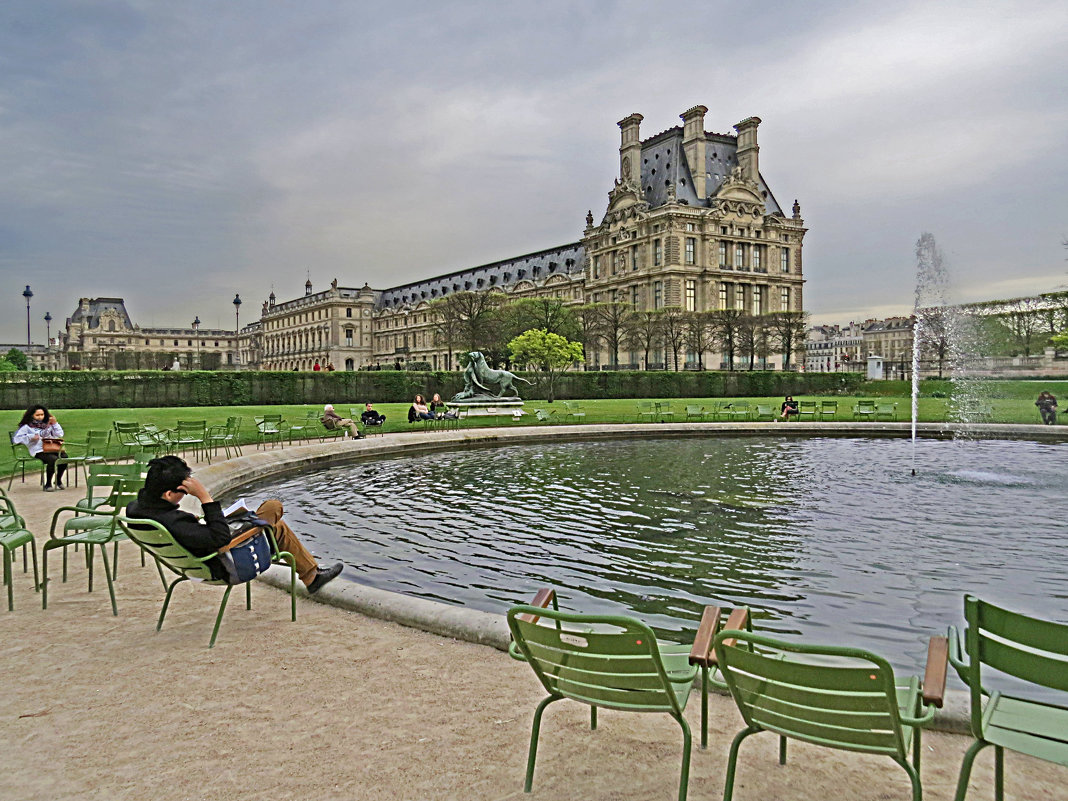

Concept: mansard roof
[[375, 242, 584, 310], [67, 297, 134, 330], [638, 127, 783, 214]]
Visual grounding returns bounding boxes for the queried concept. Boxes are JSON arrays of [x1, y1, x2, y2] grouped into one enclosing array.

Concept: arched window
[[344, 358, 354, 371], [108, 321, 116, 332]]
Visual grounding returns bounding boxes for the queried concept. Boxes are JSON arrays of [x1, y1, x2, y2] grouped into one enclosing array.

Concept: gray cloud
[[1, 0, 1065, 341]]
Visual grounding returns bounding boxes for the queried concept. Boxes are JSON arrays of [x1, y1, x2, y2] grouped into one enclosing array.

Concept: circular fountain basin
[[227, 432, 1067, 677]]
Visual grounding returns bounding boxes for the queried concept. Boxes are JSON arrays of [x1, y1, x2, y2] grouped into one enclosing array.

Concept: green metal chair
[[753, 404, 774, 421], [713, 629, 946, 801], [7, 432, 42, 489], [819, 400, 838, 421], [947, 595, 1068, 801], [507, 588, 731, 801], [562, 401, 586, 421], [533, 409, 555, 424], [685, 404, 705, 421], [255, 415, 285, 449], [207, 416, 243, 459], [75, 462, 143, 512], [116, 515, 297, 648], [874, 402, 899, 422], [42, 477, 144, 616], [656, 401, 675, 422], [852, 400, 877, 421], [0, 491, 37, 611], [796, 400, 818, 421], [173, 420, 209, 463], [724, 402, 751, 422], [637, 401, 659, 422]]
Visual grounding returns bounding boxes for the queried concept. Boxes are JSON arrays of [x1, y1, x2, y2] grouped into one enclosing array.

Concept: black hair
[[18, 405, 50, 428], [144, 455, 192, 498]]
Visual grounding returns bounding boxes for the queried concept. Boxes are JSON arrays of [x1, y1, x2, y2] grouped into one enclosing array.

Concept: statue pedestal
[[450, 399, 526, 418]]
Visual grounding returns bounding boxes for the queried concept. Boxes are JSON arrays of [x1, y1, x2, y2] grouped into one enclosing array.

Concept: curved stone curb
[[196, 423, 1046, 735], [257, 563, 511, 650]]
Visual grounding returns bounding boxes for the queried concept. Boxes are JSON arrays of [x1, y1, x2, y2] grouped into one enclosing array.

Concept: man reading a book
[[126, 455, 343, 594]]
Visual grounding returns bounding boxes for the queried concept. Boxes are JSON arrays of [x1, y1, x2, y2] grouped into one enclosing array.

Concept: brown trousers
[[223, 499, 319, 586]]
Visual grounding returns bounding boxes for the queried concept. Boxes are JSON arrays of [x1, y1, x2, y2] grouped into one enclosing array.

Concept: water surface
[[235, 437, 1067, 676]]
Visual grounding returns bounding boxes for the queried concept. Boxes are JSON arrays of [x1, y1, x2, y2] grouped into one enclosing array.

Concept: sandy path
[[1, 478, 1064, 801]]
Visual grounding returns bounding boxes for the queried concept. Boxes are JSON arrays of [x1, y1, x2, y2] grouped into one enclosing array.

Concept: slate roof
[[67, 298, 134, 330], [376, 242, 585, 310], [638, 127, 784, 214]]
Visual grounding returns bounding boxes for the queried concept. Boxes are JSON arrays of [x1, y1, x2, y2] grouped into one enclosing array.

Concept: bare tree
[[428, 291, 506, 363], [624, 311, 663, 370], [683, 311, 716, 370], [572, 304, 604, 368], [591, 302, 631, 367], [1002, 296, 1044, 356], [767, 311, 809, 370], [708, 309, 744, 370], [658, 307, 688, 371]]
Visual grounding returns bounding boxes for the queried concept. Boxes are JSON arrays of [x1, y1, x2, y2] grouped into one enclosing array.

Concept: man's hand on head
[[181, 476, 214, 504]]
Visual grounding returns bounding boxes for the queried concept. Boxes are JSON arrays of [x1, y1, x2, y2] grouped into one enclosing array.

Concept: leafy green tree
[[0, 358, 17, 373], [5, 348, 28, 370], [507, 329, 583, 403], [1051, 330, 1068, 352]]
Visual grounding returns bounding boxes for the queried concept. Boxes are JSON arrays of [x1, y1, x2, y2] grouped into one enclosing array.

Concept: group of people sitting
[[320, 402, 386, 440], [408, 393, 457, 423]]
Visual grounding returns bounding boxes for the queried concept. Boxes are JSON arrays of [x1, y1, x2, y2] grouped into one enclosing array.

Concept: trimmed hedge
[[0, 370, 865, 410]]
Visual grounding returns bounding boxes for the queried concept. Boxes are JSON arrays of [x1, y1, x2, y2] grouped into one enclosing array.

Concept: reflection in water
[[234, 437, 1068, 675]]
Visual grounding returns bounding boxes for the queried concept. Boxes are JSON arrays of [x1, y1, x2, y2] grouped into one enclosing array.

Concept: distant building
[[804, 323, 864, 373], [60, 297, 238, 370]]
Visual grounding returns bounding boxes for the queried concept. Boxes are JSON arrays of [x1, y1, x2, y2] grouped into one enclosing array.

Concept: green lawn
[[4, 380, 1061, 479]]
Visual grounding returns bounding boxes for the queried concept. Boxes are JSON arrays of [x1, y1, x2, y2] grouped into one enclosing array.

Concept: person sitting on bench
[[322, 404, 363, 439], [361, 402, 386, 426]]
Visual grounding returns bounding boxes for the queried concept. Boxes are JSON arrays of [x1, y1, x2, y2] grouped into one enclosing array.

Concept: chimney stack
[[733, 116, 761, 183], [680, 105, 708, 199], [617, 113, 644, 187]]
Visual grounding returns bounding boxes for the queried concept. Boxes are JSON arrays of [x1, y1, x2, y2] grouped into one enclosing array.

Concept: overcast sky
[[1, 0, 1065, 343]]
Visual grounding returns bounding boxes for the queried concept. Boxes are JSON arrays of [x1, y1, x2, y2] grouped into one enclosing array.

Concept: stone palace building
[[51, 107, 807, 371]]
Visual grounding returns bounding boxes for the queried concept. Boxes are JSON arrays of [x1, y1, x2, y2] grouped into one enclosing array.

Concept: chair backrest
[[117, 515, 217, 581], [9, 431, 31, 459], [176, 420, 206, 435], [507, 605, 687, 716], [821, 400, 838, 411], [85, 429, 112, 455], [959, 595, 1068, 734], [83, 462, 143, 505], [714, 630, 910, 762], [800, 400, 817, 411]]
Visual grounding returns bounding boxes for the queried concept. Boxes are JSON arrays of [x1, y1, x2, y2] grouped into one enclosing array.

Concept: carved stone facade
[[582, 106, 806, 369], [259, 280, 377, 371]]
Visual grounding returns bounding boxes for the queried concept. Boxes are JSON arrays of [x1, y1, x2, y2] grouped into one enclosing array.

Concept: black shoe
[[43, 484, 54, 492], [55, 480, 64, 490], [307, 562, 343, 594]]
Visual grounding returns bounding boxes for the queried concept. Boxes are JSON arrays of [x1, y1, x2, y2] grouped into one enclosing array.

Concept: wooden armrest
[[689, 606, 722, 667], [516, 587, 556, 623], [922, 636, 948, 708]]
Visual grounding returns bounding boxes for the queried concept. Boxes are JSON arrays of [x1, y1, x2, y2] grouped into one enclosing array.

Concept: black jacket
[[126, 489, 232, 580]]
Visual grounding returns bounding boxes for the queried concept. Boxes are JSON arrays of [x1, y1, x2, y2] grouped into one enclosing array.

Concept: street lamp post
[[192, 316, 201, 370], [44, 312, 52, 345], [22, 285, 33, 346], [233, 294, 242, 366]]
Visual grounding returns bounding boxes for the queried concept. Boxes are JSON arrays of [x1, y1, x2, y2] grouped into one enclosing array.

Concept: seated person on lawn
[[126, 456, 343, 594], [361, 402, 386, 426], [321, 404, 363, 439]]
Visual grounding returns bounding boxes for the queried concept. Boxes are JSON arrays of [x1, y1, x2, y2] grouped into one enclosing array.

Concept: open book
[[222, 498, 261, 518]]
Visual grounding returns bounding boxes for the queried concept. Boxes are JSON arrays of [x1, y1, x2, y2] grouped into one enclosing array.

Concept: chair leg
[[4, 548, 12, 611], [700, 666, 709, 748], [154, 557, 168, 589], [245, 580, 252, 610], [158, 576, 188, 631], [953, 739, 991, 801], [524, 695, 562, 793], [674, 713, 693, 801], [209, 585, 235, 648], [723, 726, 759, 801], [590, 705, 597, 730], [897, 757, 922, 801], [994, 746, 1004, 801], [87, 543, 94, 593], [278, 551, 297, 621], [30, 540, 39, 592], [97, 542, 117, 616], [112, 541, 119, 579], [22, 542, 28, 572], [779, 735, 787, 765], [41, 542, 55, 609]]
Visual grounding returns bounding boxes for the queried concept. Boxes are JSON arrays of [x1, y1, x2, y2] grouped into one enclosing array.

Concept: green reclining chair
[[948, 595, 1068, 800], [507, 587, 747, 801], [712, 628, 947, 801], [117, 515, 297, 648]]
